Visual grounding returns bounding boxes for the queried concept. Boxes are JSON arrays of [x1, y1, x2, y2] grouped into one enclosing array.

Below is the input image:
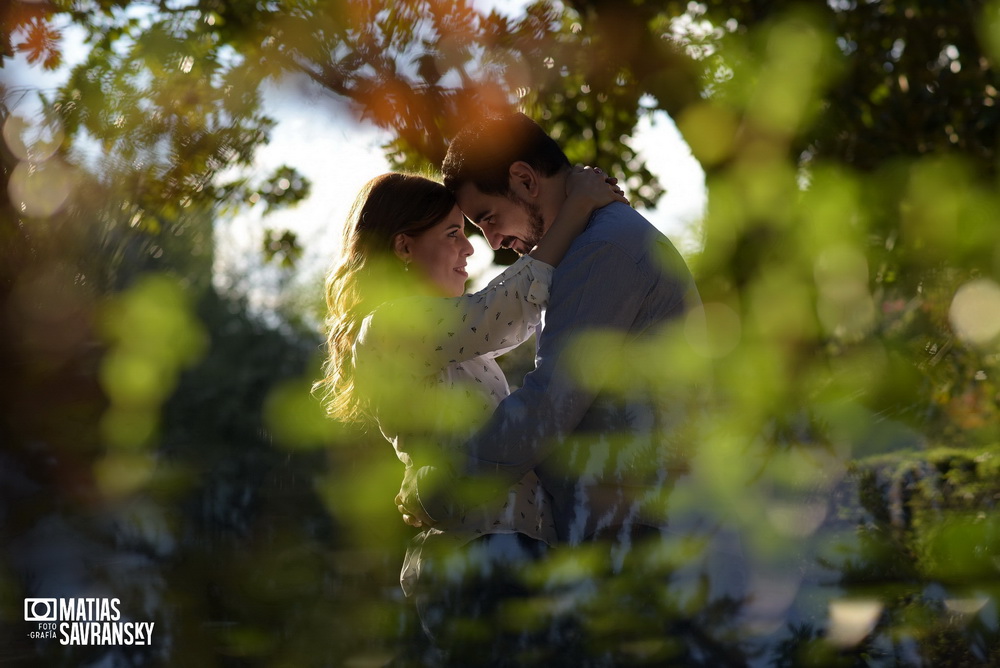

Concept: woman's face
[[401, 205, 475, 297]]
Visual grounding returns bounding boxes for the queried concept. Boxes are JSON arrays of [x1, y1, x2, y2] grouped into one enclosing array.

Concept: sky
[[5, 1, 706, 314]]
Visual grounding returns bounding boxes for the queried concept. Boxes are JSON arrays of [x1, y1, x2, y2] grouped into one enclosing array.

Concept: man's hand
[[396, 466, 435, 528]]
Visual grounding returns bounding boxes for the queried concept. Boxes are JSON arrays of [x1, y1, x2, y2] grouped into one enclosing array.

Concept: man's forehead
[[454, 182, 496, 223]]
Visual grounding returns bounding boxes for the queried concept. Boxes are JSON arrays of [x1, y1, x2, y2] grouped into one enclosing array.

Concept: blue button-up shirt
[[420, 202, 703, 543]]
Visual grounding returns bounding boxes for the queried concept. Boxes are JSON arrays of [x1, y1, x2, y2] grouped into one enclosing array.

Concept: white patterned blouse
[[352, 255, 559, 596]]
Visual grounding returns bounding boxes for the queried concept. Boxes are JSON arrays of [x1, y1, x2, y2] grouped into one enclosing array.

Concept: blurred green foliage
[[2, 0, 1000, 665]]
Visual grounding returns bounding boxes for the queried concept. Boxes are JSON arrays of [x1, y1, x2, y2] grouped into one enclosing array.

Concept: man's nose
[[483, 229, 503, 251]]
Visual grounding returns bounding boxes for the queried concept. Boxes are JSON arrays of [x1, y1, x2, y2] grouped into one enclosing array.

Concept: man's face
[[453, 182, 546, 255]]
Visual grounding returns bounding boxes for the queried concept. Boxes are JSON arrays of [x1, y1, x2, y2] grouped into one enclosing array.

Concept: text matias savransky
[[25, 597, 155, 646]]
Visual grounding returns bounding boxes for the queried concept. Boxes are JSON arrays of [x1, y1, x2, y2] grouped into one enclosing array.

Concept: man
[[399, 112, 703, 547]]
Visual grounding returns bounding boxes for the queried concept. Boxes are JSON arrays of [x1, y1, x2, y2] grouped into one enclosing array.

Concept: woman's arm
[[357, 255, 551, 374], [529, 166, 628, 266]]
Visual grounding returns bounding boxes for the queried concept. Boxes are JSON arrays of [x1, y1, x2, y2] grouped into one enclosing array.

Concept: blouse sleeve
[[356, 255, 553, 374]]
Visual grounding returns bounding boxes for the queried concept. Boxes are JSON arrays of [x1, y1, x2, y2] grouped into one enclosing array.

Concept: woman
[[314, 168, 624, 644]]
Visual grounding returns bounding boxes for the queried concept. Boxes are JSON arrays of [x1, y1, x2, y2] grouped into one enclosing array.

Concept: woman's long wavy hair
[[314, 173, 456, 424]]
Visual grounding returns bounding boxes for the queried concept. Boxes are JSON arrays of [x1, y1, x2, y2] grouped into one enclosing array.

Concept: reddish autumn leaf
[[15, 17, 63, 71]]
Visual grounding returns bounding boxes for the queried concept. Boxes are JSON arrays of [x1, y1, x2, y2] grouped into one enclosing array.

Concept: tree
[[4, 0, 1000, 664]]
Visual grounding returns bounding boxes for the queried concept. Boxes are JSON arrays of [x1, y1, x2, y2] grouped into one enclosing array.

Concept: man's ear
[[392, 233, 411, 261], [508, 161, 539, 198]]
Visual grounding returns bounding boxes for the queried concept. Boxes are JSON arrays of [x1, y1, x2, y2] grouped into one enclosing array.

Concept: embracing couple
[[316, 112, 729, 659]]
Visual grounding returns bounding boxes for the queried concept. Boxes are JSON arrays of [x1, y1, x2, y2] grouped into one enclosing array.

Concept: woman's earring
[[403, 258, 410, 272]]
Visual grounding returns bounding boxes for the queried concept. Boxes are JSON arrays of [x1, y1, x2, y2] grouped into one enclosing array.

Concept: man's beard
[[517, 199, 546, 252]]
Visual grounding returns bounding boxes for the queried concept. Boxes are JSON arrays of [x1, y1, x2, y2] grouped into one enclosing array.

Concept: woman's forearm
[[528, 166, 625, 266], [528, 194, 598, 266]]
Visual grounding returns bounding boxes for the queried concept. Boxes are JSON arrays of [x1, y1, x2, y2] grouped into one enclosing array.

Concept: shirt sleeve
[[356, 255, 553, 375], [417, 241, 656, 520]]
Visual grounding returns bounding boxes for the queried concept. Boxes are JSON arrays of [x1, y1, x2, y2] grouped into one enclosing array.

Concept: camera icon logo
[[24, 599, 58, 622]]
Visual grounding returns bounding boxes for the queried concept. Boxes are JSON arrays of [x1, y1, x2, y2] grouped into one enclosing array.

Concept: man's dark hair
[[441, 112, 571, 196]]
